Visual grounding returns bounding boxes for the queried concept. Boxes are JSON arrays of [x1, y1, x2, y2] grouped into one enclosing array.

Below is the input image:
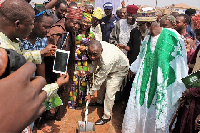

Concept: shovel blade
[[78, 121, 95, 132]]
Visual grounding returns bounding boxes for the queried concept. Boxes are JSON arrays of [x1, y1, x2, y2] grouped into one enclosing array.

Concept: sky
[[126, 0, 200, 9], [31, 0, 200, 9]]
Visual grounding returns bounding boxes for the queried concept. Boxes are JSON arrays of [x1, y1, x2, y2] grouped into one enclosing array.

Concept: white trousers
[[97, 67, 128, 119]]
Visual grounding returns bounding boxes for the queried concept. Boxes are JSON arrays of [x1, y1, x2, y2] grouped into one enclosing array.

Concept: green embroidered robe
[[122, 28, 188, 133]]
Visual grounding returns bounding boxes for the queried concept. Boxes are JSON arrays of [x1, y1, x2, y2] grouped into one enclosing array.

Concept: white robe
[[122, 28, 188, 133]]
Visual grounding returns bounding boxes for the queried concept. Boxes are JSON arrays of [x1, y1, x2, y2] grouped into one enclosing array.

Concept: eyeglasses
[[35, 9, 52, 17]]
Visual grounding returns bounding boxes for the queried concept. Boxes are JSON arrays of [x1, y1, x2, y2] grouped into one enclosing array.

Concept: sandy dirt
[[36, 96, 125, 133]]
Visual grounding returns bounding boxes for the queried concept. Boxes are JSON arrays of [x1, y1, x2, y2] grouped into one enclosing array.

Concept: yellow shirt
[[0, 32, 42, 64], [0, 32, 59, 98]]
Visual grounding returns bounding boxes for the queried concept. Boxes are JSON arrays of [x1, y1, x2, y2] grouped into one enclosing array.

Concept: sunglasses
[[35, 9, 52, 17]]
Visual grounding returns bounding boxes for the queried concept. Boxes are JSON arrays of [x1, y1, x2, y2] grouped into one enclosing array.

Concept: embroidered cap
[[137, 7, 156, 22], [103, 2, 113, 10]]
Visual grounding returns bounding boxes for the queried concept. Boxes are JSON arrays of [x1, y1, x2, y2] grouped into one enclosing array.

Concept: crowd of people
[[1, 0, 200, 133]]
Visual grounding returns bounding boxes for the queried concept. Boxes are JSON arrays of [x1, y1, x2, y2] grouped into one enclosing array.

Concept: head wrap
[[127, 4, 139, 14], [67, 8, 83, 19], [185, 8, 196, 15], [92, 7, 104, 20], [192, 13, 200, 29], [161, 15, 176, 24], [83, 12, 92, 22], [103, 2, 113, 10]]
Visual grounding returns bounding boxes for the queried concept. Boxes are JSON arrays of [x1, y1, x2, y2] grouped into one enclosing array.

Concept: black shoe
[[88, 102, 104, 107], [95, 117, 111, 125]]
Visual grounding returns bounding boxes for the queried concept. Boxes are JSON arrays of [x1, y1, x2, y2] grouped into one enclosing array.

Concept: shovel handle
[[85, 100, 88, 123]]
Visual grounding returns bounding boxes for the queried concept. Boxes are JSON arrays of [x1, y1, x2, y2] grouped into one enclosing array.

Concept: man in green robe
[[122, 7, 188, 133]]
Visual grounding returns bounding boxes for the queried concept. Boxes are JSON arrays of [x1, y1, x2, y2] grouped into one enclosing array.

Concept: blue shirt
[[100, 15, 120, 42], [21, 37, 47, 51], [186, 21, 195, 39], [20, 37, 47, 76]]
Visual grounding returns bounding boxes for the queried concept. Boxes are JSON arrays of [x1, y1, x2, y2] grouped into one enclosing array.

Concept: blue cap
[[103, 2, 113, 10]]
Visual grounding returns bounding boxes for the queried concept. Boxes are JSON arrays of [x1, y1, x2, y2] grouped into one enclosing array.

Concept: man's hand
[[179, 96, 187, 107], [182, 89, 192, 99], [0, 62, 47, 132], [195, 114, 200, 130], [128, 70, 134, 81], [85, 94, 91, 104], [79, 46, 87, 52], [116, 43, 125, 50], [41, 44, 57, 57], [185, 43, 191, 53], [56, 73, 69, 87], [185, 38, 195, 53]]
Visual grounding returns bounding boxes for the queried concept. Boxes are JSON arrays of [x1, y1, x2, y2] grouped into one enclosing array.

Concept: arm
[[89, 63, 114, 95], [36, 62, 45, 78], [0, 48, 7, 76], [42, 73, 69, 98], [45, 0, 59, 9], [22, 50, 42, 64], [96, 24, 102, 41], [109, 21, 120, 46], [0, 62, 47, 132], [22, 44, 57, 64]]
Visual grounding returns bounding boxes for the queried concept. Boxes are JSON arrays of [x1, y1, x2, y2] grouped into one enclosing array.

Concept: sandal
[[40, 123, 54, 133]]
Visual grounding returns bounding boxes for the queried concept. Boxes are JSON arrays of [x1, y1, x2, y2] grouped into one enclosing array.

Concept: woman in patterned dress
[[68, 13, 95, 109]]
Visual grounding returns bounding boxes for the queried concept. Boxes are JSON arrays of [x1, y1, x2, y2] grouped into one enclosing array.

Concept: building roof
[[169, 3, 200, 11]]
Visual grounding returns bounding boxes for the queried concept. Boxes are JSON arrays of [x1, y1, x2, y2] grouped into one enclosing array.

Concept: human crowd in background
[[1, 0, 200, 133]]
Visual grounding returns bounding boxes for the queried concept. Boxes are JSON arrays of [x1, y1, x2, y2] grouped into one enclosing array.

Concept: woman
[[68, 13, 95, 109]]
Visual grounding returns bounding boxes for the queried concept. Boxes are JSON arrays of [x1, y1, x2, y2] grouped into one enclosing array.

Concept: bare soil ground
[[36, 96, 124, 133]]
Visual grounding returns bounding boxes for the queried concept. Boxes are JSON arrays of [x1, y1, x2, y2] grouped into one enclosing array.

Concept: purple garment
[[173, 45, 200, 133], [173, 88, 200, 133]]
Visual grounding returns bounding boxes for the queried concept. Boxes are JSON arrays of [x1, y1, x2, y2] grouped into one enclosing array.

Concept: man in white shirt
[[109, 4, 138, 55], [85, 40, 129, 125]]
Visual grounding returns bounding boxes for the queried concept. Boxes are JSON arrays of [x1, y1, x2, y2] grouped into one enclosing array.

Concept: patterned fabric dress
[[68, 31, 95, 109]]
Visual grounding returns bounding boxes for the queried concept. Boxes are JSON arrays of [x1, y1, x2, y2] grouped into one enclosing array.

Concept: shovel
[[77, 79, 95, 132]]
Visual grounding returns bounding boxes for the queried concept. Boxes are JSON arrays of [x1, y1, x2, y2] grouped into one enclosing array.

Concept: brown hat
[[67, 8, 83, 19]]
